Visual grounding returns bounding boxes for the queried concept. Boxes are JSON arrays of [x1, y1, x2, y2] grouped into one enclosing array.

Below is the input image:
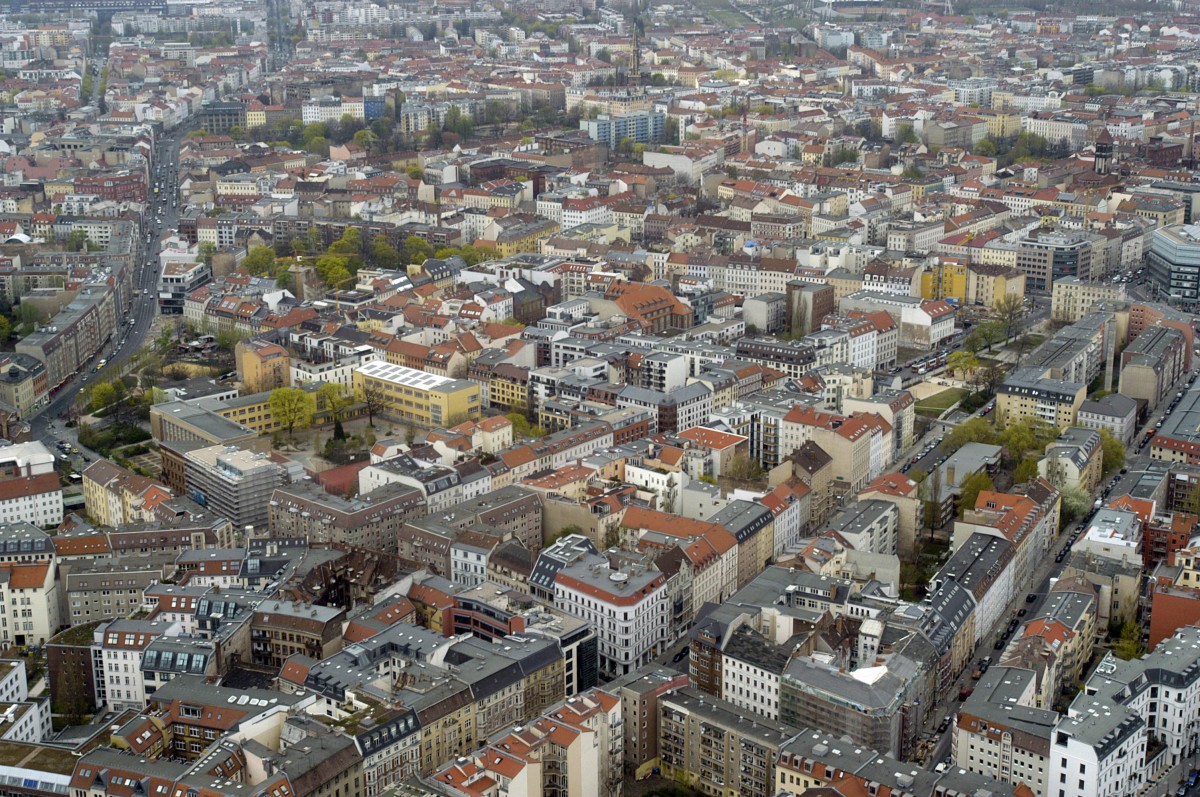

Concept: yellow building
[[353, 360, 481, 428], [234, 339, 289, 394], [995, 373, 1086, 429], [482, 219, 560, 258], [488, 365, 529, 412], [210, 391, 283, 434], [920, 258, 969, 302], [967, 263, 1026, 309], [245, 106, 266, 130], [970, 108, 1022, 139]]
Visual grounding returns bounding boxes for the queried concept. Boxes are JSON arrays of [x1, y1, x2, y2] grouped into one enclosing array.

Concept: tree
[[1060, 486, 1092, 525], [197, 241, 217, 268], [943, 417, 997, 454], [1112, 620, 1144, 660], [317, 382, 351, 421], [242, 246, 275, 275], [1099, 428, 1125, 477], [269, 387, 316, 437], [1014, 457, 1041, 484], [974, 138, 997, 157], [401, 235, 433, 264], [947, 351, 979, 377], [65, 229, 92, 252], [725, 455, 764, 482], [957, 471, 994, 517], [0, 315, 11, 342], [371, 235, 401, 269], [993, 294, 1027, 344], [216, 328, 240, 352], [506, 411, 532, 437], [89, 382, 116, 415], [356, 381, 386, 427], [229, 125, 244, 141]]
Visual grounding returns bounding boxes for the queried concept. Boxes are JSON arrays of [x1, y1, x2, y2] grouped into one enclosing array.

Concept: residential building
[[532, 535, 669, 679]]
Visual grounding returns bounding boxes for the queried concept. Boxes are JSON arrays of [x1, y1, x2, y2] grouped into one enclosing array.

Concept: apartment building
[[234, 338, 290, 394], [82, 460, 172, 527], [996, 367, 1087, 429], [250, 600, 345, 669], [952, 667, 1057, 797], [64, 556, 172, 627], [1038, 428, 1103, 495], [182, 444, 286, 532], [267, 481, 426, 554], [660, 687, 801, 797], [0, 473, 62, 529], [532, 534, 669, 679], [1051, 277, 1124, 323]]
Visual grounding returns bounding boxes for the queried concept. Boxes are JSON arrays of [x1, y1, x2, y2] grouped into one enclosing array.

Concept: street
[[29, 125, 186, 460]]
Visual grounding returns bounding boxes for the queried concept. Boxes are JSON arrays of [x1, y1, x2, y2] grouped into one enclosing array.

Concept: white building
[[0, 473, 62, 529], [95, 619, 179, 712], [624, 463, 689, 514], [0, 442, 55, 477], [539, 535, 670, 679], [720, 626, 790, 721], [0, 561, 59, 647]]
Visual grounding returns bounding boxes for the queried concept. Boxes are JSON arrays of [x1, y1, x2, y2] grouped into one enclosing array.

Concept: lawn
[[914, 387, 967, 418], [690, 0, 753, 27]]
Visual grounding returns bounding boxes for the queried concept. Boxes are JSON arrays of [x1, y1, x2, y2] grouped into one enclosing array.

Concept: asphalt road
[[29, 126, 186, 461]]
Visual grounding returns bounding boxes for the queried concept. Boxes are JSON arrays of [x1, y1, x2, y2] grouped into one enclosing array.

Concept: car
[[1026, 593, 1037, 603], [900, 464, 910, 473], [672, 646, 689, 663], [1176, 788, 1186, 797], [1017, 608, 1027, 617], [993, 639, 1004, 650], [937, 716, 951, 733]]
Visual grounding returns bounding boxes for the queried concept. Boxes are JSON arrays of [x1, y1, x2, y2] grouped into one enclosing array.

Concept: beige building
[[82, 460, 173, 527], [1051, 277, 1125, 323], [235, 338, 290, 394], [996, 369, 1087, 429]]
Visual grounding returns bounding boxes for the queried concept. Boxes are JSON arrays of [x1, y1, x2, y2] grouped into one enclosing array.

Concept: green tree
[[317, 382, 351, 420], [406, 165, 424, 180], [65, 229, 91, 252], [0, 315, 12, 342], [506, 411, 532, 437], [957, 471, 994, 517], [947, 351, 979, 377], [1014, 457, 1041, 484], [269, 387, 316, 437], [229, 125, 245, 141], [352, 129, 377, 151], [1099, 428, 1125, 477], [197, 241, 217, 268], [1061, 486, 1092, 525], [1112, 620, 1144, 660], [943, 417, 997, 454], [242, 246, 275, 276], [372, 235, 401, 269], [725, 455, 764, 481], [401, 235, 433, 264], [89, 382, 116, 414], [974, 138, 997, 157]]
